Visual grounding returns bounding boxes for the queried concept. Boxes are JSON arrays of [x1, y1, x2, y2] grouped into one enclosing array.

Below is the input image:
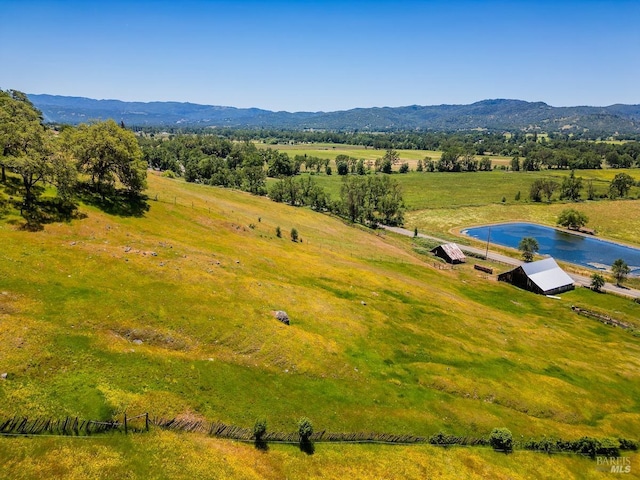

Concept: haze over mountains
[[28, 94, 640, 134]]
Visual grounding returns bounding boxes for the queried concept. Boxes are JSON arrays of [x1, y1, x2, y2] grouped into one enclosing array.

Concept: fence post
[[145, 413, 149, 432], [124, 413, 128, 434]]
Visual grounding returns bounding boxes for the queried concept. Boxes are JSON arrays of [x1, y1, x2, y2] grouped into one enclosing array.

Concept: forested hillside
[[29, 94, 640, 136]]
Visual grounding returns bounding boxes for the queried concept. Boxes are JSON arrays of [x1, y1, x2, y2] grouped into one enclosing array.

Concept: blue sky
[[1, 0, 638, 111]]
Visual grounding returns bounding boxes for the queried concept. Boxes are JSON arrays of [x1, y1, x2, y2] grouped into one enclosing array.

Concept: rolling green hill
[[1, 172, 639, 478]]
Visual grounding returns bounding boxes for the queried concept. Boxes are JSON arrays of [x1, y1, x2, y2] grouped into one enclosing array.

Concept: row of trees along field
[[137, 127, 640, 169], [139, 135, 406, 226], [0, 89, 147, 229]]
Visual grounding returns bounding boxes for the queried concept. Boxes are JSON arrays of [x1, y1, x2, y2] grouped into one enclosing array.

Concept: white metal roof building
[[498, 257, 574, 295]]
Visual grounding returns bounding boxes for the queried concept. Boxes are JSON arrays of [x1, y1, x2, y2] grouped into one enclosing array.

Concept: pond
[[462, 222, 640, 276]]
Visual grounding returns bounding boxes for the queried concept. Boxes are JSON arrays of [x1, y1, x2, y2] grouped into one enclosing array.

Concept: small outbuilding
[[498, 257, 574, 295], [431, 243, 466, 264]]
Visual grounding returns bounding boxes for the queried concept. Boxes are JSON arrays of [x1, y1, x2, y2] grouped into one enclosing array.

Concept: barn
[[431, 243, 466, 264], [498, 257, 574, 295]]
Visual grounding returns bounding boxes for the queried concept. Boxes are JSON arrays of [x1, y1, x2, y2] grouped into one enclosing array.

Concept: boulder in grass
[[274, 310, 290, 325]]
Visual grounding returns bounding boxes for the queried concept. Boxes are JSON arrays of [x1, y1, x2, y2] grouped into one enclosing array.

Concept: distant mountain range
[[28, 94, 640, 134]]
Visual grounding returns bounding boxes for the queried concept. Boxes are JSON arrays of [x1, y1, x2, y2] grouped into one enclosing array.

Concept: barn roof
[[520, 257, 573, 293], [433, 243, 466, 262]]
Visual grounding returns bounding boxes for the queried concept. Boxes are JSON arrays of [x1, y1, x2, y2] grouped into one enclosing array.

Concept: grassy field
[[2, 432, 636, 479], [1, 172, 640, 477], [260, 142, 514, 169]]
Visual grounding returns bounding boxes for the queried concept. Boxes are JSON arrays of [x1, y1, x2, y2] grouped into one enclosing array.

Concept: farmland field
[[1, 171, 640, 478]]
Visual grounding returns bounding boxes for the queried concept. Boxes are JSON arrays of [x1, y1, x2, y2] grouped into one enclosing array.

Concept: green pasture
[[1, 172, 640, 477], [258, 142, 513, 169], [1, 432, 633, 479]]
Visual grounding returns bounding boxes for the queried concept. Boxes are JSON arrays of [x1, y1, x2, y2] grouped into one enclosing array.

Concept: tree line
[[0, 89, 147, 228], [139, 134, 405, 226], [136, 127, 640, 168]]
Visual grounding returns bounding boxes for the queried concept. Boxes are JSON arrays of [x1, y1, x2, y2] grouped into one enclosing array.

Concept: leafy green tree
[[63, 119, 146, 197], [383, 149, 399, 166], [586, 179, 596, 200], [611, 258, 630, 286], [0, 89, 77, 220], [266, 150, 295, 178], [241, 151, 267, 195], [416, 159, 424, 172], [336, 157, 349, 175], [590, 273, 605, 292], [399, 162, 409, 173], [253, 418, 267, 441], [437, 148, 461, 172], [557, 208, 588, 230], [559, 170, 583, 201], [376, 157, 392, 174], [489, 428, 513, 453], [529, 178, 557, 202], [519, 237, 539, 262], [510, 156, 520, 171], [541, 179, 558, 202], [479, 157, 492, 171], [275, 226, 282, 238], [609, 173, 634, 199], [290, 227, 299, 242], [0, 90, 43, 184], [297, 417, 313, 441], [529, 179, 544, 202]]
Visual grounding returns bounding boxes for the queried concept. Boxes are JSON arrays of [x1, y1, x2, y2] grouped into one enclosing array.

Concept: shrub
[[618, 438, 639, 451], [253, 418, 267, 441], [275, 226, 282, 238], [590, 273, 605, 292], [515, 191, 521, 201], [298, 417, 313, 441], [399, 163, 409, 173], [523, 437, 559, 454], [572, 436, 600, 458], [598, 438, 621, 457], [428, 432, 463, 447], [290, 228, 299, 242], [490, 428, 513, 453], [162, 170, 177, 178]]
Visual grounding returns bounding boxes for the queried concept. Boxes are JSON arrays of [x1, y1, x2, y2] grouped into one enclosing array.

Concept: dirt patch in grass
[[111, 326, 194, 351]]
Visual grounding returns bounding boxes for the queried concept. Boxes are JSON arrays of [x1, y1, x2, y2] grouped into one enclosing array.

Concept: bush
[[290, 228, 299, 242], [490, 428, 513, 453], [523, 437, 559, 454], [298, 417, 313, 441], [572, 436, 600, 458], [598, 438, 621, 457], [162, 170, 177, 178], [275, 226, 281, 238], [253, 418, 267, 440], [399, 163, 409, 173], [590, 273, 605, 292], [428, 432, 463, 447], [618, 438, 639, 451]]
